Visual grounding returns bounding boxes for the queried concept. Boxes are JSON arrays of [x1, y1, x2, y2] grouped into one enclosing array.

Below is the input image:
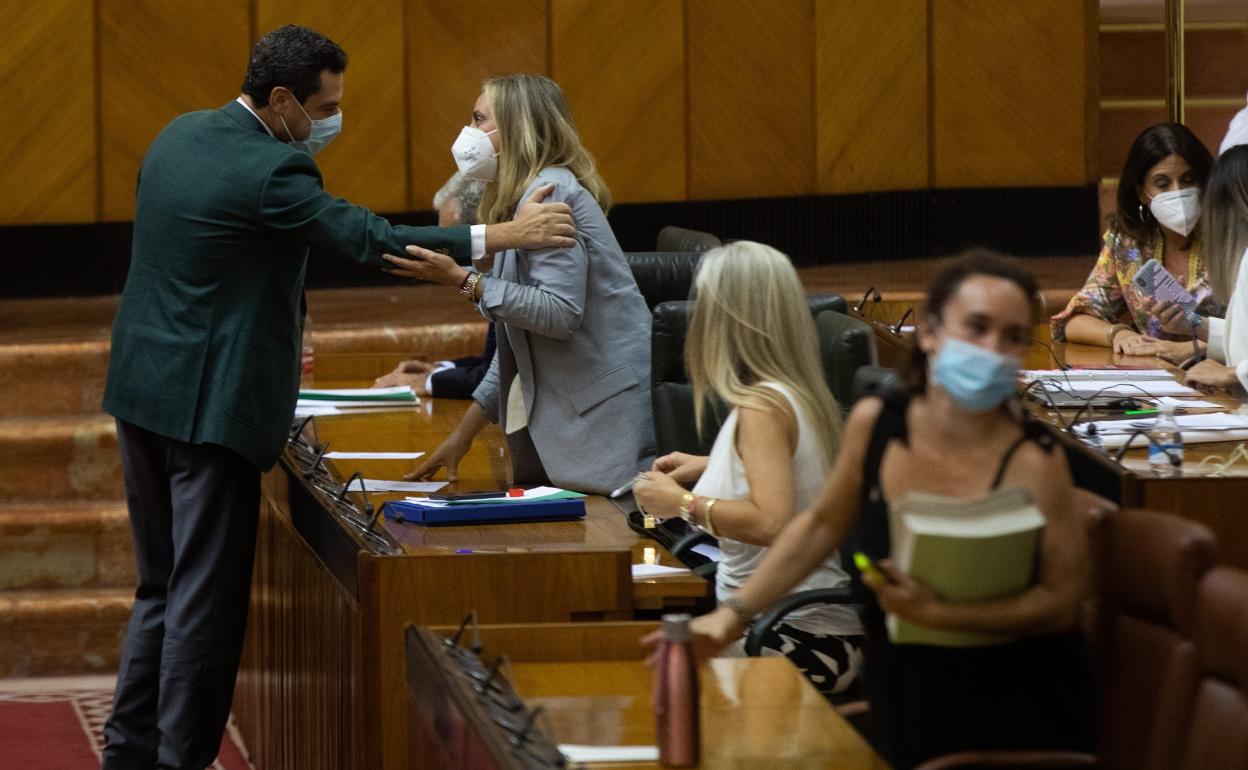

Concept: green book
[[885, 486, 1044, 648], [297, 386, 416, 403]]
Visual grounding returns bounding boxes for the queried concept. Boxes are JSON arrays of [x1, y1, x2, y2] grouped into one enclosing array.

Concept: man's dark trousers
[[101, 420, 260, 770]]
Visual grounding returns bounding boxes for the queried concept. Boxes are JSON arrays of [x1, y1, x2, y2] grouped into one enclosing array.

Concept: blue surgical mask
[[930, 337, 1020, 412], [280, 99, 342, 156]]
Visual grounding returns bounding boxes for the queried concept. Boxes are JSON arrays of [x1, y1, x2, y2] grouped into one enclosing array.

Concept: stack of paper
[[1022, 368, 1174, 381], [1077, 412, 1248, 448], [298, 386, 417, 403], [295, 386, 420, 417]]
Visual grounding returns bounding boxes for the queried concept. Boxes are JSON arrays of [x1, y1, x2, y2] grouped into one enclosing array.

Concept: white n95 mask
[[452, 126, 499, 181], [1148, 188, 1201, 237]]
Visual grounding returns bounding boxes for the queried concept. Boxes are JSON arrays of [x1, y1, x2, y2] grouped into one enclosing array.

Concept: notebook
[[382, 496, 585, 526]]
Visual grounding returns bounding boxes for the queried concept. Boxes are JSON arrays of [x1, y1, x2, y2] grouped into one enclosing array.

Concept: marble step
[[0, 415, 122, 501], [0, 324, 488, 418], [0, 502, 134, 591], [0, 587, 132, 677]]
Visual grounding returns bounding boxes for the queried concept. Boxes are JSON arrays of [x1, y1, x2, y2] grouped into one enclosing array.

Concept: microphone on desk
[[853, 286, 881, 314], [303, 441, 332, 481], [892, 307, 915, 335]]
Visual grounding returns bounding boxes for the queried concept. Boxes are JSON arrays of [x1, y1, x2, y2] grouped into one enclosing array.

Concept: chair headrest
[[650, 295, 848, 385], [625, 252, 701, 311], [1094, 508, 1217, 634], [1196, 567, 1248, 687]]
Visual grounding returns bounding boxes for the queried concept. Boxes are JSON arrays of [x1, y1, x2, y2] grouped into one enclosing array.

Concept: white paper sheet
[[1154, 396, 1225, 409], [690, 543, 723, 562], [559, 745, 660, 763], [298, 386, 414, 398], [359, 479, 447, 493], [325, 451, 425, 460], [631, 563, 690, 578], [1023, 368, 1174, 381]]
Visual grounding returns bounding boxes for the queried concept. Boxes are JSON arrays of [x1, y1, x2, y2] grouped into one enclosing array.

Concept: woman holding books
[[381, 74, 653, 495], [632, 241, 864, 697], [668, 251, 1093, 768]]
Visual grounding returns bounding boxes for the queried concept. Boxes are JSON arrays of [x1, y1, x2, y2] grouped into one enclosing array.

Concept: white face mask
[[452, 126, 499, 181], [280, 98, 342, 156], [1148, 187, 1200, 237]]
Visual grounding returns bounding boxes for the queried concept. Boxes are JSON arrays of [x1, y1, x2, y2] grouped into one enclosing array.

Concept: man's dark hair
[[241, 25, 347, 108]]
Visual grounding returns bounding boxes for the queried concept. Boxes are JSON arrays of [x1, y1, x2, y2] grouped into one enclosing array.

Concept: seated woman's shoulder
[[530, 166, 582, 194]]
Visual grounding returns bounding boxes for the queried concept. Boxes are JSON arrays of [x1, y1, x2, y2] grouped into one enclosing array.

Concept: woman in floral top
[[1053, 124, 1223, 361]]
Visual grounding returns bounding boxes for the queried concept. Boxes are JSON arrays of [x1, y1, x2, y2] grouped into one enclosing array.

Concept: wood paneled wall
[[0, 0, 1096, 226]]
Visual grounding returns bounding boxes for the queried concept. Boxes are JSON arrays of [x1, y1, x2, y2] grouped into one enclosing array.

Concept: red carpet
[[0, 676, 252, 769]]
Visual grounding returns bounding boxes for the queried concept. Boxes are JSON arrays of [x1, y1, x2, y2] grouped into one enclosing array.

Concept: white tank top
[[692, 382, 862, 636]]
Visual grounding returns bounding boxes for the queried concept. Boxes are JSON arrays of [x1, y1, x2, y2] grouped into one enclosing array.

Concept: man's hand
[[373, 368, 431, 395], [383, 246, 468, 287], [1184, 359, 1243, 393], [485, 183, 575, 252]]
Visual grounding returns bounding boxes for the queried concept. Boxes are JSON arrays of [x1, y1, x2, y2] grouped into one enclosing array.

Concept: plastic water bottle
[[654, 613, 699, 767], [1148, 403, 1183, 477]]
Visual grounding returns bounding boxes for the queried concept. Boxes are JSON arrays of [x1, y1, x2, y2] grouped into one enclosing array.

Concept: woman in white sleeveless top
[[1186, 145, 1248, 393], [634, 241, 863, 695]]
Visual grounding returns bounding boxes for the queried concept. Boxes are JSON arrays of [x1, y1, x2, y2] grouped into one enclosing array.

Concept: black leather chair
[[814, 310, 878, 413], [624, 251, 702, 311], [651, 295, 849, 458], [655, 225, 721, 253]]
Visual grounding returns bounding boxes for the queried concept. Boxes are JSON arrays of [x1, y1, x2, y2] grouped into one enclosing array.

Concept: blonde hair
[[685, 241, 843, 465], [477, 74, 611, 225], [1203, 146, 1248, 304]]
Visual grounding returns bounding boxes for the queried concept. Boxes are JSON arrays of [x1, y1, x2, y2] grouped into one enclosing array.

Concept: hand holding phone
[[1133, 259, 1198, 314]]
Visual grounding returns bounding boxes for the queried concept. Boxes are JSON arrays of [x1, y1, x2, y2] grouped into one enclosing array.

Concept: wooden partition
[[1, 0, 1097, 226]]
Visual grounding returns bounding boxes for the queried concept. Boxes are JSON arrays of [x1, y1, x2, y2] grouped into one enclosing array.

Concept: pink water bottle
[[654, 613, 699, 767]]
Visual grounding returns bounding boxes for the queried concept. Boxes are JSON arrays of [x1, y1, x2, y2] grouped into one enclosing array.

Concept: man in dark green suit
[[99, 25, 573, 770]]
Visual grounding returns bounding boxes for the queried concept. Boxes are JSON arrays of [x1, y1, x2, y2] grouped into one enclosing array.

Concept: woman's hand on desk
[[1116, 333, 1193, 363], [405, 434, 472, 482], [1184, 359, 1243, 393], [651, 452, 709, 485]]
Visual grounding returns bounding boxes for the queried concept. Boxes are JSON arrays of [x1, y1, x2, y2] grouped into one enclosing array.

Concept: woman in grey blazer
[[384, 74, 654, 494]]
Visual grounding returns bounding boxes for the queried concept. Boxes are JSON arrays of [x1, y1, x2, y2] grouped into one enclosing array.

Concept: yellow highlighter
[[854, 551, 887, 585]]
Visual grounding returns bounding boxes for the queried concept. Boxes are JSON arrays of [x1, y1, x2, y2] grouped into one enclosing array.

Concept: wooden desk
[[1026, 334, 1248, 568], [233, 389, 709, 770], [510, 658, 889, 770]]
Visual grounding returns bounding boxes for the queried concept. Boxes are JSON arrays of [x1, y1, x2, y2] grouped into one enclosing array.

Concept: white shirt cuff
[[1236, 359, 1248, 393], [1208, 317, 1227, 363], [469, 224, 487, 261]]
